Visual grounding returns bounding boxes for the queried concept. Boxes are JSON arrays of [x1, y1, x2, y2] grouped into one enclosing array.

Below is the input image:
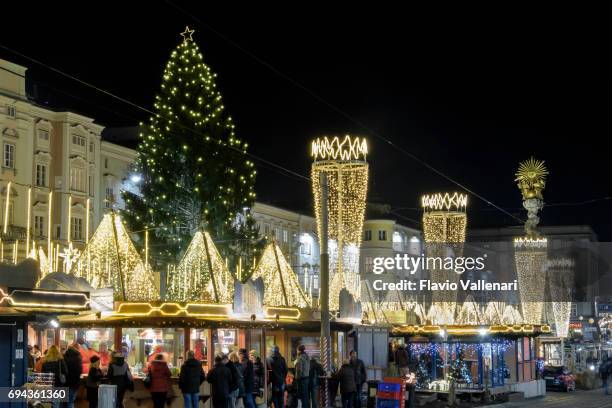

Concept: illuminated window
[[364, 230, 372, 241], [283, 229, 288, 242], [300, 241, 311, 255], [378, 230, 387, 241], [105, 187, 114, 209], [3, 143, 15, 168]]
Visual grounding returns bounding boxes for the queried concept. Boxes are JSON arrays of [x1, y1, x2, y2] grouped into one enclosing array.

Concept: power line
[[164, 0, 526, 225]]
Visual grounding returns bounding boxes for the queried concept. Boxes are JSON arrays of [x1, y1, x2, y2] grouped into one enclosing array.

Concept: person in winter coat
[[225, 353, 242, 408], [86, 356, 103, 408], [294, 345, 310, 408], [64, 344, 83, 408], [207, 355, 232, 408], [394, 344, 410, 377], [179, 350, 206, 408], [309, 357, 324, 408], [239, 348, 256, 408], [334, 360, 357, 408], [249, 350, 265, 397], [41, 345, 68, 408], [106, 352, 134, 408], [349, 351, 366, 408], [148, 354, 172, 408], [267, 346, 288, 408]]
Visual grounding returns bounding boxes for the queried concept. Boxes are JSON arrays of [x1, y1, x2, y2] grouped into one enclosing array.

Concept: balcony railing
[[0, 225, 28, 240]]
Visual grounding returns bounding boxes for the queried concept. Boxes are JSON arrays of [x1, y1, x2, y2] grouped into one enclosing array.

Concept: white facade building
[[0, 58, 135, 262]]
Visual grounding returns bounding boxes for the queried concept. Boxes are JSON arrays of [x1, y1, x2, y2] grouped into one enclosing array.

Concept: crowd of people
[[27, 341, 368, 408]]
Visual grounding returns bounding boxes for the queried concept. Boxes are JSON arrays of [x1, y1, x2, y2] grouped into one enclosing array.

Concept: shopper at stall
[[98, 342, 111, 368], [148, 353, 172, 408], [208, 355, 232, 408], [334, 359, 357, 408], [226, 352, 244, 408], [267, 345, 287, 408], [249, 350, 264, 405], [107, 351, 134, 408], [349, 351, 366, 408], [64, 343, 83, 408], [41, 345, 68, 408], [239, 349, 256, 408], [294, 345, 310, 408], [179, 350, 206, 408], [31, 344, 42, 361], [308, 356, 324, 408], [86, 356, 103, 408]]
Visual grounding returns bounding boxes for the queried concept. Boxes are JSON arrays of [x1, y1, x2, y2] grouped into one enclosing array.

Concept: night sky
[[1, 3, 610, 238]]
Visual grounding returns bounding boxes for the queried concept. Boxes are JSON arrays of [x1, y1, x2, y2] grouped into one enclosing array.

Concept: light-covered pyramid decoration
[[251, 241, 310, 308], [69, 213, 159, 301], [167, 231, 234, 303]]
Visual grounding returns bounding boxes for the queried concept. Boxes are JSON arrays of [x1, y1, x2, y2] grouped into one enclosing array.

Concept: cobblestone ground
[[494, 389, 612, 408]]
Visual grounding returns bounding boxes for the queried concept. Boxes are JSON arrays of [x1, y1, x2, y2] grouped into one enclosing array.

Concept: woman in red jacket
[[148, 354, 171, 408]]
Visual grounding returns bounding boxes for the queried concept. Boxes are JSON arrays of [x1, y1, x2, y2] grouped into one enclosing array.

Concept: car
[[542, 366, 576, 392]]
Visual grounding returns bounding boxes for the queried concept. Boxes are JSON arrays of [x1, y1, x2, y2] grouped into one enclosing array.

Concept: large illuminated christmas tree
[[122, 27, 257, 266]]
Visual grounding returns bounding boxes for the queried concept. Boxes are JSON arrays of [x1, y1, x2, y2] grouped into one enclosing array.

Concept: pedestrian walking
[[308, 357, 324, 408], [239, 349, 256, 408], [267, 346, 288, 408], [207, 355, 232, 408], [41, 345, 67, 408], [179, 350, 206, 408], [334, 359, 356, 408], [294, 345, 310, 408], [349, 351, 366, 408], [148, 353, 171, 408], [64, 343, 83, 408], [86, 356, 103, 408], [106, 351, 134, 408]]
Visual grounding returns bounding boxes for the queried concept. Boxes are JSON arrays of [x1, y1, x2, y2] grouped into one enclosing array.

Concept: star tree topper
[[180, 26, 195, 43]]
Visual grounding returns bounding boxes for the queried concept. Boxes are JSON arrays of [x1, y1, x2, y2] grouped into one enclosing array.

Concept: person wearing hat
[[86, 356, 103, 408]]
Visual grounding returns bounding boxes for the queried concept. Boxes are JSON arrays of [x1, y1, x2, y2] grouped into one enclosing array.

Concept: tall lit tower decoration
[[547, 258, 574, 338], [311, 135, 368, 310], [514, 158, 548, 324], [421, 192, 468, 324]]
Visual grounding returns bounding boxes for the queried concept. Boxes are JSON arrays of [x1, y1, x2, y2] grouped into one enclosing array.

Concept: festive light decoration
[[311, 135, 368, 161], [122, 27, 257, 266], [29, 245, 50, 282], [69, 213, 159, 301], [547, 258, 574, 338], [59, 243, 80, 273], [47, 191, 53, 276], [251, 241, 310, 308], [311, 136, 368, 310], [421, 192, 467, 324], [166, 231, 234, 303], [26, 187, 31, 254], [514, 158, 549, 325]]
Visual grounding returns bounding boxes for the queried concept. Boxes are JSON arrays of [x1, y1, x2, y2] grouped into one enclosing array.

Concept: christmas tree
[[122, 26, 257, 268], [416, 357, 431, 389]]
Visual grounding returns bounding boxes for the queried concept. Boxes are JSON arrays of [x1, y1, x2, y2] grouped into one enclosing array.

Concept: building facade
[[0, 58, 135, 263]]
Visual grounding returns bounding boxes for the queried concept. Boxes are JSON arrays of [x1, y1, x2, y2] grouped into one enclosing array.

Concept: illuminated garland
[[311, 137, 368, 310], [514, 238, 547, 324], [70, 213, 159, 301], [167, 231, 234, 303], [421, 193, 467, 325], [547, 258, 574, 338], [251, 241, 311, 308]]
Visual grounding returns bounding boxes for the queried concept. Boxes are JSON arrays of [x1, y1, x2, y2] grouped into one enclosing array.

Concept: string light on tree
[[251, 240, 311, 308], [166, 231, 234, 303], [311, 135, 368, 310], [122, 26, 257, 270]]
